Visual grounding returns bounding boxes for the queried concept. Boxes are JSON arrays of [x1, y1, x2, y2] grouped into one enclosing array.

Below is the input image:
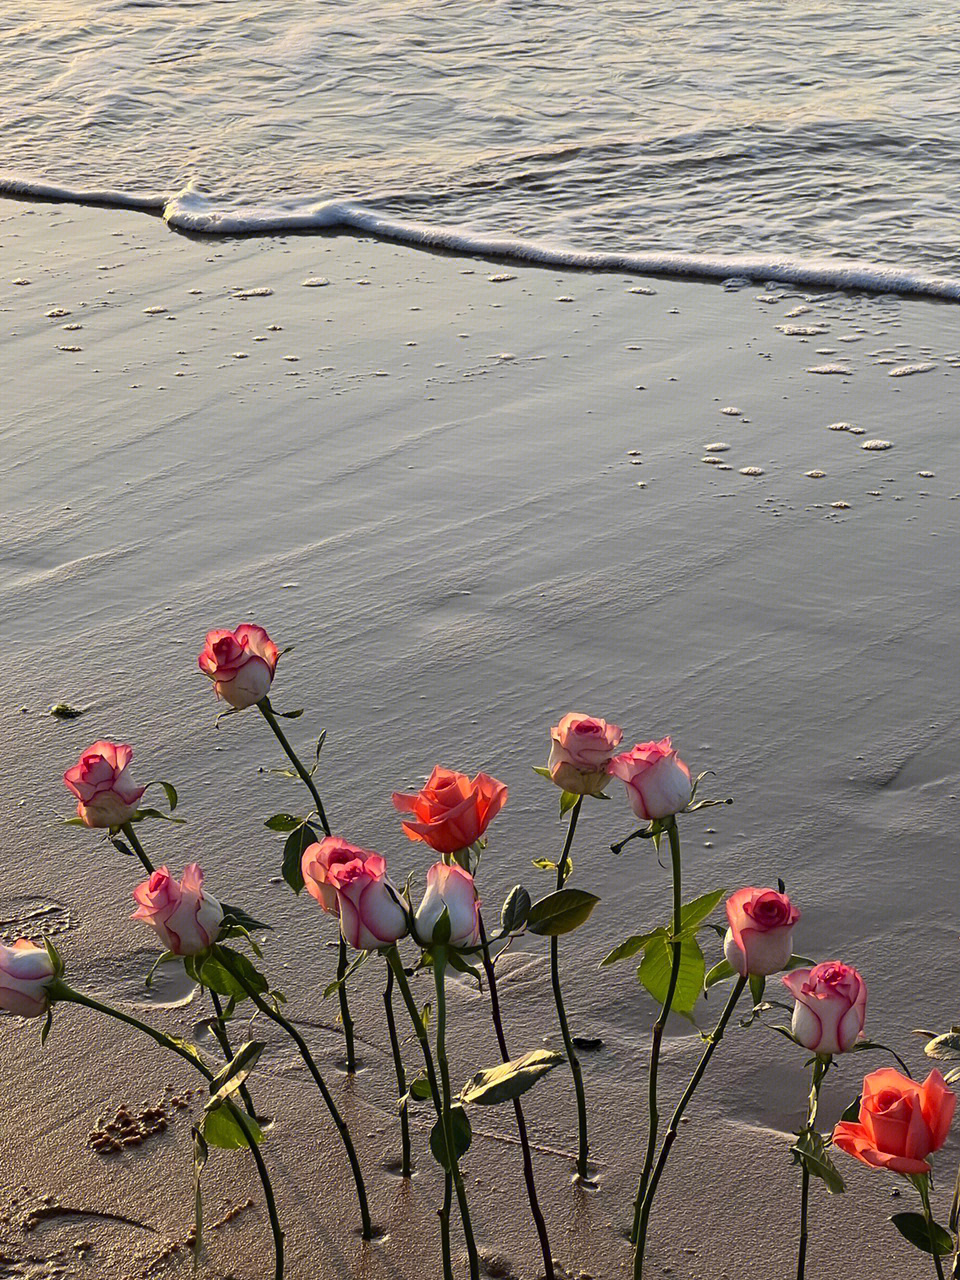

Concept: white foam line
[[3, 175, 960, 301]]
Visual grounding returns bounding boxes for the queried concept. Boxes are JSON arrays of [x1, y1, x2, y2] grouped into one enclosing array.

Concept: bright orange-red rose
[[833, 1068, 956, 1176], [392, 766, 507, 855]]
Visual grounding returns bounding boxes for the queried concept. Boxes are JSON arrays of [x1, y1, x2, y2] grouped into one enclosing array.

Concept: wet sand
[[1, 197, 959, 1279]]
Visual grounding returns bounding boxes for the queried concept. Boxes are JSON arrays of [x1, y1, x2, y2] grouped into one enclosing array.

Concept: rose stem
[[633, 974, 748, 1278], [549, 794, 591, 1181], [796, 1055, 830, 1280], [213, 946, 372, 1240], [631, 814, 683, 1244], [917, 1177, 948, 1280], [118, 822, 155, 874], [55, 983, 283, 1280], [478, 913, 554, 1280], [255, 697, 357, 1074], [433, 949, 480, 1280], [385, 946, 457, 1280], [383, 964, 412, 1177], [113, 826, 257, 1119]]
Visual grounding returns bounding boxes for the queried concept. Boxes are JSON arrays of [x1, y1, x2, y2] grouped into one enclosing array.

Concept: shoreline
[[1, 195, 958, 1279]]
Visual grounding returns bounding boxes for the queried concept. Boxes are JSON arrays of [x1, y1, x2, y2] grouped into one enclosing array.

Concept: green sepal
[[40, 1010, 54, 1045], [62, 817, 86, 827], [446, 947, 482, 985], [790, 1129, 845, 1194], [145, 779, 178, 812], [429, 1106, 472, 1169], [460, 1050, 564, 1106], [432, 909, 452, 947], [532, 858, 558, 872], [132, 806, 186, 825], [784, 954, 816, 970], [839, 1094, 861, 1124], [704, 959, 737, 989], [559, 789, 579, 816], [527, 888, 599, 937], [889, 1212, 953, 1255], [275, 708, 304, 719], [43, 937, 65, 978], [282, 821, 319, 894], [531, 766, 552, 778], [145, 950, 180, 987], [749, 974, 766, 1007]]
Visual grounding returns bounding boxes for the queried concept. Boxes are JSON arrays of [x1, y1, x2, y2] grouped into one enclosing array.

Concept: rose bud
[[723, 887, 800, 977], [833, 1068, 956, 1176], [392, 766, 507, 856], [608, 737, 692, 821], [782, 960, 867, 1055], [326, 854, 409, 951], [132, 864, 223, 956], [415, 862, 481, 949], [547, 713, 623, 797], [301, 837, 369, 914], [0, 940, 56, 1018], [63, 741, 146, 829], [198, 624, 280, 710]]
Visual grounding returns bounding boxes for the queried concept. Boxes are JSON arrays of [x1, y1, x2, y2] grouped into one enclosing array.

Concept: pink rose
[[833, 1068, 956, 1177], [415, 862, 480, 949], [547, 713, 623, 797], [782, 961, 867, 1055], [63, 741, 146, 828], [0, 940, 56, 1018], [723, 887, 800, 977], [393, 766, 508, 855], [132, 864, 223, 956], [301, 837, 367, 913], [198, 624, 279, 710], [325, 854, 409, 951], [608, 737, 692, 821]]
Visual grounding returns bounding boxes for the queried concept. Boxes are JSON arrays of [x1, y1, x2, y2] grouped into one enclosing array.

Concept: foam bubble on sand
[[784, 305, 812, 317], [740, 466, 764, 476], [488, 273, 517, 282], [721, 406, 742, 416], [919, 470, 935, 477], [704, 442, 730, 452], [831, 501, 851, 508], [628, 285, 656, 295], [46, 307, 70, 318], [233, 286, 273, 298], [888, 362, 935, 377], [777, 324, 829, 335], [701, 456, 725, 465], [805, 470, 826, 478], [861, 439, 893, 450], [806, 363, 852, 374], [301, 277, 329, 287], [143, 305, 167, 314]]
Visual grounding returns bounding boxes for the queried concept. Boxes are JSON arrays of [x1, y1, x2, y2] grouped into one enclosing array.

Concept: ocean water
[[3, 0, 960, 294]]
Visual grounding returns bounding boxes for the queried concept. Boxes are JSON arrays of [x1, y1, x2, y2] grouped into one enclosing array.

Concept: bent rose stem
[[255, 696, 357, 1075], [53, 982, 283, 1280], [551, 794, 591, 1181], [384, 946, 458, 1280], [433, 949, 481, 1280], [383, 964, 412, 1177], [633, 974, 748, 1278], [477, 914, 554, 1280], [631, 814, 683, 1244], [916, 1176, 948, 1280], [213, 946, 372, 1240], [797, 1054, 831, 1280]]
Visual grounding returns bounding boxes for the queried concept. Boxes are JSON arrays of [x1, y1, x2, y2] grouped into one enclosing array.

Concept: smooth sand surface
[[2, 197, 959, 1279]]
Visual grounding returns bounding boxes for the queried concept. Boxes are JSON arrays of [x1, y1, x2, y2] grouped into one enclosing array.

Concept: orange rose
[[392, 766, 507, 855], [833, 1068, 956, 1176]]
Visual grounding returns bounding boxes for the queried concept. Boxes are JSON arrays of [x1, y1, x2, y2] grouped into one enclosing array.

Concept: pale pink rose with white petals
[[547, 713, 623, 797], [0, 940, 56, 1018], [415, 862, 480, 949], [326, 854, 409, 951], [198, 624, 280, 710], [609, 737, 692, 821], [63, 741, 146, 828], [132, 864, 223, 956], [783, 961, 867, 1055], [723, 887, 800, 977]]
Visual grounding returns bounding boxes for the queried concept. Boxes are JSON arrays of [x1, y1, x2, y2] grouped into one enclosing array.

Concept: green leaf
[[559, 790, 580, 816], [133, 806, 186, 825], [460, 1050, 564, 1107], [749, 974, 766, 1007], [532, 858, 558, 872], [447, 948, 482, 984], [219, 902, 273, 932], [144, 950, 180, 987], [264, 812, 304, 833], [207, 1041, 264, 1108], [839, 1094, 861, 1124], [924, 1032, 960, 1062], [704, 959, 737, 989], [429, 1106, 472, 1169], [198, 949, 268, 1001], [323, 949, 370, 999], [167, 1035, 207, 1068], [203, 1104, 263, 1150], [408, 1074, 433, 1102], [637, 933, 705, 1017], [601, 928, 668, 968], [790, 1129, 845, 1194], [147, 779, 179, 812], [276, 708, 304, 719], [889, 1212, 953, 1255], [500, 885, 531, 934], [527, 888, 600, 937], [282, 822, 319, 894], [679, 889, 726, 935]]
